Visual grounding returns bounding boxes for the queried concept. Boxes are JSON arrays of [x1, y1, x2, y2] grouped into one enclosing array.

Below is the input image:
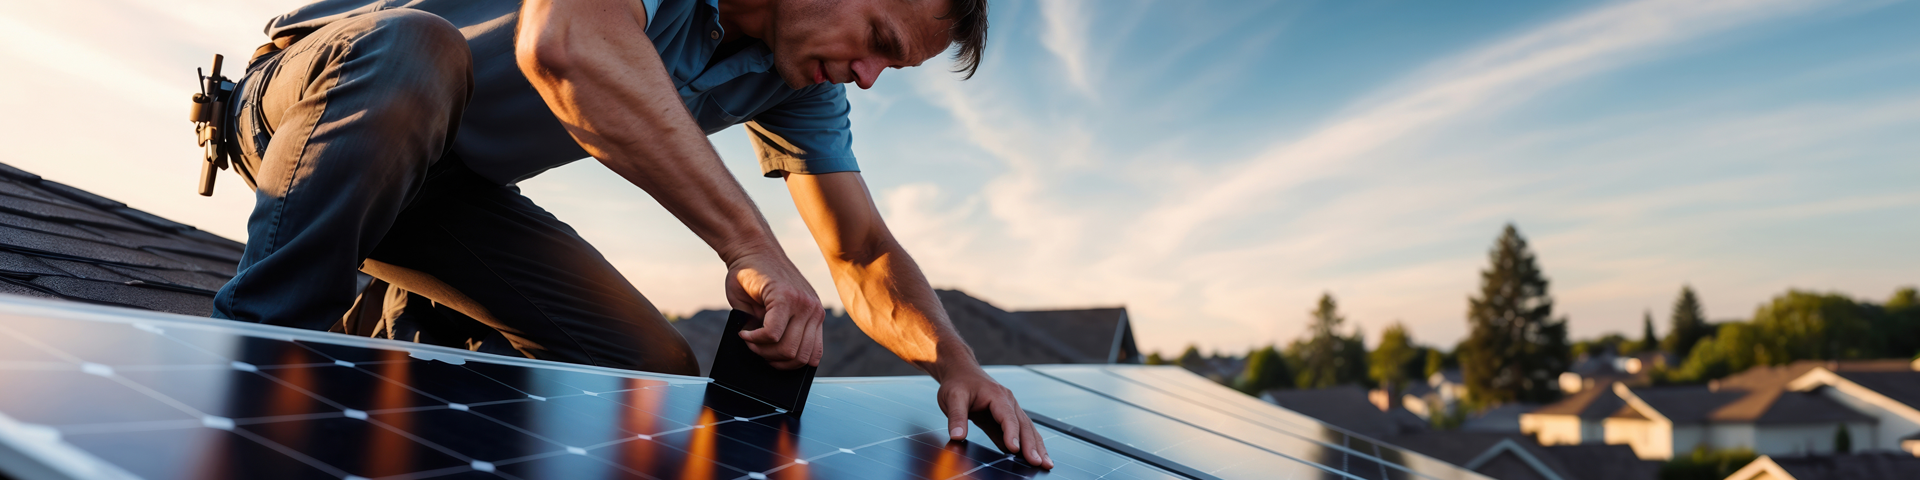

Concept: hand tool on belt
[[187, 54, 236, 197]]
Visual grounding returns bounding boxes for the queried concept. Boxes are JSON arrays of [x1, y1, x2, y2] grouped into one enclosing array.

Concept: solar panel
[[0, 294, 1488, 480]]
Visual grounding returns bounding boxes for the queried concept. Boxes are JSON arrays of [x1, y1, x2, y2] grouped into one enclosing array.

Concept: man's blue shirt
[[265, 0, 858, 185]]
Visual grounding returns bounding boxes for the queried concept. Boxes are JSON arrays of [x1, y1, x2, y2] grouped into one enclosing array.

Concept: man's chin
[[770, 64, 809, 90]]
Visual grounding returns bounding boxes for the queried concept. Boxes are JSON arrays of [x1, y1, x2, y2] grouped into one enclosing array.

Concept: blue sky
[[2, 0, 1916, 355]]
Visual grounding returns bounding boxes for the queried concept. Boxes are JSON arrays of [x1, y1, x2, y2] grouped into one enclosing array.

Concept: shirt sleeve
[[744, 84, 858, 178]]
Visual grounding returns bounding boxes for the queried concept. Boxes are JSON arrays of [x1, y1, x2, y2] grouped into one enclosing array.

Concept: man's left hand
[[938, 367, 1053, 469]]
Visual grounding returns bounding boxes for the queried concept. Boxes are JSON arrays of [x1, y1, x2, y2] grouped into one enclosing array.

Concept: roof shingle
[[0, 162, 240, 316]]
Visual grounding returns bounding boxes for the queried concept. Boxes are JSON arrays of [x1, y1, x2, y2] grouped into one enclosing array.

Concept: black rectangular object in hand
[[708, 309, 816, 415]]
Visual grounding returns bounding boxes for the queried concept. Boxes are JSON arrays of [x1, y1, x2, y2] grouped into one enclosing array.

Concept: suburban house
[[1557, 348, 1667, 394], [1268, 386, 1657, 480], [1521, 360, 1919, 460], [672, 289, 1142, 376], [1721, 452, 1920, 480], [1401, 368, 1467, 420], [1787, 360, 1920, 454]]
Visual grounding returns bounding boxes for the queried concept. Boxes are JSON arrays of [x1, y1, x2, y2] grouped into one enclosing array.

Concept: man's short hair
[[942, 0, 988, 79]]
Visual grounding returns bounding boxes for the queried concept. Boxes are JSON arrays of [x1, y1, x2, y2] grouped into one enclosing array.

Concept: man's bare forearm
[[517, 0, 778, 261], [838, 243, 983, 377], [788, 173, 982, 380]]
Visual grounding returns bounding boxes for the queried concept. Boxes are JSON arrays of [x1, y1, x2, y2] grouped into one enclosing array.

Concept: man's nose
[[851, 58, 884, 89]]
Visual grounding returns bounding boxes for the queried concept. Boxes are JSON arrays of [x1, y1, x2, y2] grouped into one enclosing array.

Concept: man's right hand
[[518, 0, 821, 369], [726, 251, 825, 370]]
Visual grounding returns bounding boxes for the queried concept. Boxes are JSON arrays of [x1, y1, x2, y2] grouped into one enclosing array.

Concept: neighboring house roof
[[0, 162, 241, 317], [1530, 383, 1626, 419], [1011, 307, 1137, 363], [1376, 432, 1657, 480], [1828, 371, 1920, 411], [1603, 361, 1899, 426], [1379, 433, 1568, 480], [1538, 444, 1658, 480], [1614, 385, 1746, 424], [1262, 386, 1429, 439], [1727, 453, 1920, 480], [1461, 402, 1539, 433], [672, 290, 1141, 377]]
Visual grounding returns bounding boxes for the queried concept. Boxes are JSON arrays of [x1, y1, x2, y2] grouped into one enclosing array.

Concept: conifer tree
[[1638, 311, 1658, 354], [1460, 224, 1570, 406], [1663, 285, 1708, 358], [1296, 293, 1368, 388]]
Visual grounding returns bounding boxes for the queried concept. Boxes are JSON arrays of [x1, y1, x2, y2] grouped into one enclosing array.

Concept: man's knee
[[335, 9, 472, 81]]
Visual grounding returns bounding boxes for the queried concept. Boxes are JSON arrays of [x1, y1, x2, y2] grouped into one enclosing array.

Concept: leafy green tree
[[1460, 224, 1570, 406], [1235, 346, 1292, 395], [1660, 322, 1758, 384], [1834, 424, 1851, 454], [1177, 344, 1206, 374], [1144, 351, 1166, 365], [1877, 287, 1920, 358], [1295, 294, 1369, 388], [1751, 291, 1875, 362], [1424, 349, 1445, 379], [1663, 285, 1709, 359], [1369, 323, 1420, 391]]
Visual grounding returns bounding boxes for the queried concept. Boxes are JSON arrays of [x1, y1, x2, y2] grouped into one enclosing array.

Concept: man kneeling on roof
[[212, 0, 1049, 467]]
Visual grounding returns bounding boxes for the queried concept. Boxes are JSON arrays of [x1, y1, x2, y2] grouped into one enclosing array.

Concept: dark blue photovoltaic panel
[[0, 297, 1187, 480], [988, 367, 1344, 479], [1060, 366, 1484, 479], [1018, 366, 1488, 480], [1029, 366, 1414, 480]]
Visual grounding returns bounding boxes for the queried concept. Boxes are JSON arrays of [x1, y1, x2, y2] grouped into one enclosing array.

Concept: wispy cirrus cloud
[[866, 0, 1920, 352]]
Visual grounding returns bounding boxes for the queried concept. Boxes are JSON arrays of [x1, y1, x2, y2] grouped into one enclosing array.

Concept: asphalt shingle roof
[[1832, 371, 1920, 412], [1770, 453, 1920, 480], [0, 162, 240, 317]]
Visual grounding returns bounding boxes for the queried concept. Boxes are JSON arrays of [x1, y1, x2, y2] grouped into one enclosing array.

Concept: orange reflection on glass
[[365, 360, 415, 476], [681, 407, 719, 479], [924, 439, 973, 480], [266, 346, 318, 417], [770, 422, 809, 480], [610, 386, 667, 471]]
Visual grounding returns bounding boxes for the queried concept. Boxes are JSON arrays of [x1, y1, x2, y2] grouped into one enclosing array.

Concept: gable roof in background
[[1529, 383, 1626, 419], [672, 290, 1141, 377], [0, 162, 240, 317], [1531, 360, 1909, 427], [1726, 453, 1920, 480]]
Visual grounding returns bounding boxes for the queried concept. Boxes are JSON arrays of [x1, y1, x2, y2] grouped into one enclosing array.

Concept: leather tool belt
[[187, 54, 237, 197]]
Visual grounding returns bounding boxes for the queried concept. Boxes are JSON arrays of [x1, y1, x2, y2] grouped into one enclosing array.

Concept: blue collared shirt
[[265, 0, 857, 185]]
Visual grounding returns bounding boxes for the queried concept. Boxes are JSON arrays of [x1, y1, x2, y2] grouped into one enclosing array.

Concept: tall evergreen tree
[[1640, 311, 1658, 353], [1296, 293, 1368, 388], [1663, 285, 1708, 358], [1235, 346, 1292, 395], [1460, 224, 1570, 406]]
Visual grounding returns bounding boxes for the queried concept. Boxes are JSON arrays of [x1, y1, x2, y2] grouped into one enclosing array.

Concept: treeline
[[1146, 223, 1920, 409]]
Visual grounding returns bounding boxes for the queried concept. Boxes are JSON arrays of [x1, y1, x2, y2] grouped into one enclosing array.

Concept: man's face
[[766, 0, 955, 90]]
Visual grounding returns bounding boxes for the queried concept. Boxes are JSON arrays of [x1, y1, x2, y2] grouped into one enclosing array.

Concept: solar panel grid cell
[[0, 305, 1191, 480], [1034, 365, 1427, 480], [987, 367, 1336, 480]]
